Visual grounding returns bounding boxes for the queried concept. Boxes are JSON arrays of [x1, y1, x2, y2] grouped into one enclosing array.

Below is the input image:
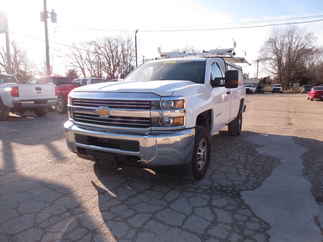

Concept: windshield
[[125, 60, 206, 83], [245, 83, 257, 87], [272, 84, 281, 87]]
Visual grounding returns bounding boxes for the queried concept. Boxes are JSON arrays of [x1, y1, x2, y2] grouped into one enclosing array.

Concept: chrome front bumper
[[64, 120, 195, 166]]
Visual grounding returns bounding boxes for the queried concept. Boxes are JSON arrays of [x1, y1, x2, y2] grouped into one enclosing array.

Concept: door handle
[[226, 91, 231, 94]]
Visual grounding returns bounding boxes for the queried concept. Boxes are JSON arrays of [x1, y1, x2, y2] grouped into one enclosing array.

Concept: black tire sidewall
[[190, 126, 211, 180], [56, 97, 67, 113]]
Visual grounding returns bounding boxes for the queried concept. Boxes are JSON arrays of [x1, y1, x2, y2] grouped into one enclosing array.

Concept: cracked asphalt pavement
[[0, 94, 323, 242]]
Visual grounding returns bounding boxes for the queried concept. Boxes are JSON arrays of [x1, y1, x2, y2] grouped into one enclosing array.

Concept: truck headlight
[[160, 99, 185, 109], [152, 98, 185, 110]]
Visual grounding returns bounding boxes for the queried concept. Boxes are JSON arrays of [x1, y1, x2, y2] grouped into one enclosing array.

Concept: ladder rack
[[158, 48, 250, 65]]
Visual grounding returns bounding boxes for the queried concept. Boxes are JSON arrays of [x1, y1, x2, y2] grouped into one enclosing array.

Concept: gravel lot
[[0, 94, 322, 242]]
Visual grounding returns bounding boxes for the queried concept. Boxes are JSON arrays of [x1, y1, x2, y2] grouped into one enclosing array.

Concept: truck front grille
[[72, 98, 151, 110], [73, 112, 151, 128]]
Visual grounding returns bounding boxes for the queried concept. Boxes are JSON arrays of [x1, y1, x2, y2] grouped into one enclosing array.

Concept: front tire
[[187, 126, 211, 180], [228, 111, 242, 136], [56, 97, 67, 113]]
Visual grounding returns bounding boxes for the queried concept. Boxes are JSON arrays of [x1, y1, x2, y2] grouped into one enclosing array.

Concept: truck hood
[[73, 80, 199, 96]]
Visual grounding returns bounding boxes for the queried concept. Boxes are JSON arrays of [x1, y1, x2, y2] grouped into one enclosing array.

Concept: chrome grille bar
[[72, 98, 151, 110], [72, 111, 151, 128]]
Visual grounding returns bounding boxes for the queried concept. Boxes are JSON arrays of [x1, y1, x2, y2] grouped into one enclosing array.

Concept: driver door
[[210, 62, 230, 132]]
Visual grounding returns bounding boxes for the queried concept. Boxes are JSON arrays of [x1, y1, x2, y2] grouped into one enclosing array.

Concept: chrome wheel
[[195, 138, 208, 172]]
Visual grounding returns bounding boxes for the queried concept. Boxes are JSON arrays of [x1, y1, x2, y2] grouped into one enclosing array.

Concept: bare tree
[[0, 41, 33, 82], [66, 69, 79, 81], [67, 37, 135, 79], [67, 44, 88, 78], [260, 27, 320, 88]]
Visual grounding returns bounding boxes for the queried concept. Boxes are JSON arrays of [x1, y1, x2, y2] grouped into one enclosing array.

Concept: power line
[[20, 17, 323, 48], [140, 18, 323, 33], [51, 13, 323, 34]]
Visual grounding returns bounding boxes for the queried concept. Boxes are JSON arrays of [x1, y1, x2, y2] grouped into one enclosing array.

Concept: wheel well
[[196, 110, 212, 131]]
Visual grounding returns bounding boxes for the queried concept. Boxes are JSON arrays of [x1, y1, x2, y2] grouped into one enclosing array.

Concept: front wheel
[[228, 111, 242, 136], [187, 126, 211, 180], [56, 97, 67, 113]]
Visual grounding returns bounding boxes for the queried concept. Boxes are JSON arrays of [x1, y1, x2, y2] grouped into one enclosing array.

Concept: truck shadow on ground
[[0, 172, 106, 242], [0, 113, 68, 174], [0, 118, 106, 242], [91, 131, 287, 242]]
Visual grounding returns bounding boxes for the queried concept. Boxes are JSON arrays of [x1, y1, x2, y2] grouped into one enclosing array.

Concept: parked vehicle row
[[244, 83, 283, 94], [271, 84, 283, 93]]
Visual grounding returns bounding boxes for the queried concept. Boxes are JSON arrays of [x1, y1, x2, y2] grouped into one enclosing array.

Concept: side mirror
[[210, 77, 225, 87], [225, 70, 239, 88]]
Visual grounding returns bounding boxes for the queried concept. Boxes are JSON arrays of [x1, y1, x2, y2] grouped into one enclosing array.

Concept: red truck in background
[[38, 75, 78, 113], [55, 83, 79, 113], [54, 77, 109, 113], [39, 76, 110, 113]]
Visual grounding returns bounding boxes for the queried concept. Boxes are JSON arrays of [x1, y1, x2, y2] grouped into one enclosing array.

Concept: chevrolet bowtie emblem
[[96, 106, 110, 117]]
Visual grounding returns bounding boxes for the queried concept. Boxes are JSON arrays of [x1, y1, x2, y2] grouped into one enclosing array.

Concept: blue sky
[[203, 0, 323, 19]]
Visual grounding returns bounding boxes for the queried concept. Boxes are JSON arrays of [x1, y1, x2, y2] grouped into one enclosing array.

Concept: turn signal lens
[[174, 99, 184, 109], [152, 116, 185, 127], [172, 116, 184, 126]]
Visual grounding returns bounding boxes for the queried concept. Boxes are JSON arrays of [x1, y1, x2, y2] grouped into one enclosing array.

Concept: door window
[[210, 63, 223, 80], [210, 63, 225, 86]]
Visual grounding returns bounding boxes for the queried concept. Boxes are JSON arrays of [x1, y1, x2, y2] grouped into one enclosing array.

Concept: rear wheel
[[0, 101, 9, 121], [187, 126, 211, 180], [34, 107, 48, 117], [228, 111, 242, 136], [56, 97, 67, 113]]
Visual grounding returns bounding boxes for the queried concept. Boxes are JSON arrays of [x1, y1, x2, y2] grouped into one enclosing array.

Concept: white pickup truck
[[0, 74, 57, 120], [64, 54, 246, 180]]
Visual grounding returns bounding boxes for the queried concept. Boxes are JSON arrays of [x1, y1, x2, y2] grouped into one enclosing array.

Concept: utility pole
[[135, 29, 139, 67], [256, 59, 260, 79], [0, 12, 11, 73], [5, 31, 11, 73], [43, 0, 51, 75], [5, 24, 11, 74]]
